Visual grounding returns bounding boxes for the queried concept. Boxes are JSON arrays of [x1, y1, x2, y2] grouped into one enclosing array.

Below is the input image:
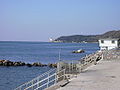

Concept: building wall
[[118, 39, 120, 47], [99, 39, 118, 50]]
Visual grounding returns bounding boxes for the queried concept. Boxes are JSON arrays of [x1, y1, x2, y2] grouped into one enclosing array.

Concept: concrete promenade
[[57, 59, 120, 90]]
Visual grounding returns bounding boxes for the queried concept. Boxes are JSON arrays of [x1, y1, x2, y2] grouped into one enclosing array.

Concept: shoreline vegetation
[[53, 30, 120, 43]]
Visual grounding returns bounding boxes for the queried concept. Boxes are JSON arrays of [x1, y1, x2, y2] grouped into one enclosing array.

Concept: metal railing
[[15, 68, 66, 90], [15, 51, 103, 90], [57, 51, 103, 74]]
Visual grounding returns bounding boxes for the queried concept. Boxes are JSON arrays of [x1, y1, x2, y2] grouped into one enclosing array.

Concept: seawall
[[57, 49, 120, 90]]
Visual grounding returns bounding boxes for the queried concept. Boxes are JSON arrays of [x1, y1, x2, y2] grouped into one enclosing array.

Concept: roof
[[99, 38, 120, 40]]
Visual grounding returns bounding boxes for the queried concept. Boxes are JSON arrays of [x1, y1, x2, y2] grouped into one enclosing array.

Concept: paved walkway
[[57, 60, 120, 90]]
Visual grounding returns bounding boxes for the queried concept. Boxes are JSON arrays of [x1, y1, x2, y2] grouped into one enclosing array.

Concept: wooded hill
[[54, 30, 120, 43]]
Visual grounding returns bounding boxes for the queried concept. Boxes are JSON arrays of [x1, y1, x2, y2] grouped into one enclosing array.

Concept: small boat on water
[[72, 49, 85, 53]]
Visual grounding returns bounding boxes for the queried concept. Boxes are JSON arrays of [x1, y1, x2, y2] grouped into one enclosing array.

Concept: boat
[[72, 49, 85, 53]]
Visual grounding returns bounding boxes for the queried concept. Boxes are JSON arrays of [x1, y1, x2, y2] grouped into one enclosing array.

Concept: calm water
[[0, 41, 99, 90]]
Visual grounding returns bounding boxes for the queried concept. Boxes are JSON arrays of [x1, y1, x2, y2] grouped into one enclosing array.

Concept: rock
[[0, 60, 5, 65], [32, 62, 42, 66], [0, 60, 26, 66], [0, 62, 3, 65], [3, 60, 13, 66], [13, 62, 19, 66], [0, 60, 55, 68], [96, 56, 102, 61], [13, 62, 25, 66], [48, 63, 57, 68], [32, 62, 47, 67], [72, 49, 85, 53], [26, 63, 32, 67], [18, 61, 25, 66], [0, 60, 5, 62]]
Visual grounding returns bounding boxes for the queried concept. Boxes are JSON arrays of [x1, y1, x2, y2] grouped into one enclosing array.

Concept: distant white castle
[[49, 38, 54, 42]]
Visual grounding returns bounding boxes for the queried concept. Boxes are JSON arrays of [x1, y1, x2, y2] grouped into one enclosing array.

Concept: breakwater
[[57, 57, 120, 90], [0, 60, 57, 68], [102, 48, 120, 60], [57, 51, 103, 75], [0, 42, 99, 90], [14, 51, 103, 90]]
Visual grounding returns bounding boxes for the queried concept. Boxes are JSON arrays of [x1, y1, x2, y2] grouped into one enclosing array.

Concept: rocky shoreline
[[0, 51, 103, 68], [0, 60, 57, 68]]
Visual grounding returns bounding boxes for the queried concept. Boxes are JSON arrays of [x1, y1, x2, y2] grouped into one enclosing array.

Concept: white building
[[49, 38, 54, 42], [98, 38, 120, 50]]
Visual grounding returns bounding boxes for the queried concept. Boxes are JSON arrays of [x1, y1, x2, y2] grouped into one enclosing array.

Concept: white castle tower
[[49, 38, 54, 42]]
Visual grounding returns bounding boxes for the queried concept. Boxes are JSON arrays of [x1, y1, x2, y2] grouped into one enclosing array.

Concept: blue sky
[[0, 0, 120, 41]]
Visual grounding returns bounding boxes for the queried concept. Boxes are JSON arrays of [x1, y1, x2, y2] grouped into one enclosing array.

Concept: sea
[[0, 41, 99, 90]]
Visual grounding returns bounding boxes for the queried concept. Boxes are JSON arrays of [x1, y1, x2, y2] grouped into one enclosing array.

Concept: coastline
[[0, 42, 99, 90], [50, 41, 98, 43], [57, 59, 120, 90]]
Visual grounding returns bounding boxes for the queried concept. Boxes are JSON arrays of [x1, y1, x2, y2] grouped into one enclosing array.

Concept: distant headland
[[53, 30, 120, 43]]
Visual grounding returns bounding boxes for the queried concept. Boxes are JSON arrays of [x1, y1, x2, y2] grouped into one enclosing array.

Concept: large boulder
[[26, 63, 32, 67], [2, 60, 13, 66], [0, 60, 5, 65], [13, 61, 26, 66], [48, 63, 57, 68], [32, 62, 42, 66], [32, 62, 47, 67]]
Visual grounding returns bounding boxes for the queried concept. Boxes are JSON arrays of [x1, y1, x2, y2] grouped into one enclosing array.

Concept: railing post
[[72, 61, 73, 74], [55, 72, 57, 84], [47, 72, 49, 88], [37, 77, 39, 90], [63, 69, 65, 80], [32, 80, 34, 90], [69, 63, 70, 74], [102, 52, 104, 60], [94, 56, 97, 65], [25, 83, 27, 90], [19, 86, 21, 90]]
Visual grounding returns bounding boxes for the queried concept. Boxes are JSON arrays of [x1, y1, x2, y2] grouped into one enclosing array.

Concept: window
[[112, 40, 115, 44], [101, 40, 104, 43]]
